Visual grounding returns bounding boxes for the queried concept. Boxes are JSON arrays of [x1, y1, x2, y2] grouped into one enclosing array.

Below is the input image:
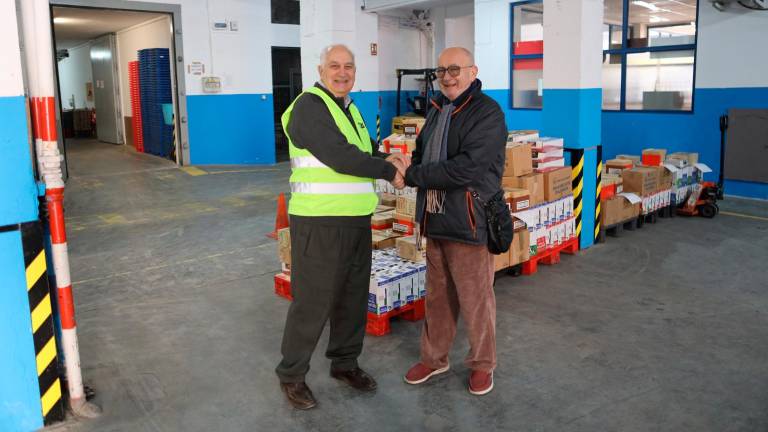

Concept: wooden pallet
[[521, 237, 579, 276], [596, 217, 638, 243]]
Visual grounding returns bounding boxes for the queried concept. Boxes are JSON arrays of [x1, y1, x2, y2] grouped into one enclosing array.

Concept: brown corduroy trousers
[[420, 237, 497, 372]]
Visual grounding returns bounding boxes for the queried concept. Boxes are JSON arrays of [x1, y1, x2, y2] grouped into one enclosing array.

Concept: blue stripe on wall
[[543, 88, 602, 149], [0, 230, 43, 432], [0, 96, 39, 226], [187, 94, 276, 165], [603, 87, 768, 199], [485, 89, 544, 132]]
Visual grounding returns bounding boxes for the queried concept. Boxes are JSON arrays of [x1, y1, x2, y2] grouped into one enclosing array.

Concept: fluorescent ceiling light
[[649, 16, 670, 23], [633, 1, 660, 11], [53, 16, 86, 24]]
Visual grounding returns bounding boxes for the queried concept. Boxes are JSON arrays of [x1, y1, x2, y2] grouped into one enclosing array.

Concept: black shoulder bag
[[469, 188, 514, 254]]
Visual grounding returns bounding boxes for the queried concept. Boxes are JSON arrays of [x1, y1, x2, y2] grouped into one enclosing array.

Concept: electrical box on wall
[[202, 76, 222, 93]]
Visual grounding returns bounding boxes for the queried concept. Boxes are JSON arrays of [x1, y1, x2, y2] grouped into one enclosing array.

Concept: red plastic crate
[[274, 273, 292, 301], [522, 237, 579, 276], [366, 298, 425, 336], [128, 61, 144, 152]]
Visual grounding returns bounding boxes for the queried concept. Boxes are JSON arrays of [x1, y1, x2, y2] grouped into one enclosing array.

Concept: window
[[603, 0, 698, 111], [509, 1, 543, 109], [271, 0, 299, 25]]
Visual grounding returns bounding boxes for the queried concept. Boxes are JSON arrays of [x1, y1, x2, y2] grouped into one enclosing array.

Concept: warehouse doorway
[[50, 0, 189, 177], [271, 47, 302, 163]]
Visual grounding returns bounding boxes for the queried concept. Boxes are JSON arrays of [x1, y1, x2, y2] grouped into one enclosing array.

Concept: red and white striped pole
[[19, 0, 100, 418]]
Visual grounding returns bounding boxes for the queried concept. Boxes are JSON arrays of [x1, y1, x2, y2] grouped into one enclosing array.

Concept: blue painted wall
[[0, 230, 44, 432], [603, 87, 768, 199], [187, 94, 276, 165], [0, 96, 39, 226]]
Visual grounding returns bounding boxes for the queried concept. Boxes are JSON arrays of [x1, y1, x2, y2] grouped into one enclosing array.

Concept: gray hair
[[319, 44, 355, 66]]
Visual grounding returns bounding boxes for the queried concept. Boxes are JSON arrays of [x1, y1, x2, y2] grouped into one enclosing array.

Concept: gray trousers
[[275, 218, 372, 383]]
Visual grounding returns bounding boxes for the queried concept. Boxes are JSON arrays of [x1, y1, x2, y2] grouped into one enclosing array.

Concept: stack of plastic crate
[[128, 61, 144, 152], [138, 48, 173, 157]]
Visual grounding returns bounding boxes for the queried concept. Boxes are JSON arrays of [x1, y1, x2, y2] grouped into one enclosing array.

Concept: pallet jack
[[677, 114, 728, 218]]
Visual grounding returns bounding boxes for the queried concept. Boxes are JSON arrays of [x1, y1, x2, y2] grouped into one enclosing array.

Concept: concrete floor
[[52, 139, 768, 432]]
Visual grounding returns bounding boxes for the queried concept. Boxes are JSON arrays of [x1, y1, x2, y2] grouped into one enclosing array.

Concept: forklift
[[677, 115, 728, 218], [395, 68, 437, 117]]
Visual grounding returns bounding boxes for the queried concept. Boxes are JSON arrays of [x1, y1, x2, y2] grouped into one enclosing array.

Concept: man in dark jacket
[[276, 44, 407, 410], [402, 47, 507, 396]]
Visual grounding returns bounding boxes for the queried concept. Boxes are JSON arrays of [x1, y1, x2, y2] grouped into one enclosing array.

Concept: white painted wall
[[134, 0, 298, 95], [441, 2, 475, 55], [695, 4, 768, 89], [116, 16, 174, 116], [0, 1, 24, 97], [301, 0, 380, 92], [57, 43, 94, 109], [378, 14, 430, 91], [474, 0, 514, 89]]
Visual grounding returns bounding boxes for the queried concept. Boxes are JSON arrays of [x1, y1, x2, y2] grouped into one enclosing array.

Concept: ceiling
[[361, 0, 472, 13], [53, 6, 168, 49], [604, 0, 697, 26]]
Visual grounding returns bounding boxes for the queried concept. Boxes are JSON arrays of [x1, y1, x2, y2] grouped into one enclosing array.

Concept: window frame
[[508, 0, 544, 111], [508, 0, 700, 113]]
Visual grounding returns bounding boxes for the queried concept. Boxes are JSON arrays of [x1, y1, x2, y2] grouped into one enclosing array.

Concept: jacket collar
[[433, 78, 482, 108], [314, 81, 352, 109]]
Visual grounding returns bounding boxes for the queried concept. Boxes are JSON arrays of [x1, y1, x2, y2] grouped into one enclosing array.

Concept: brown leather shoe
[[280, 382, 317, 410], [330, 367, 378, 392]]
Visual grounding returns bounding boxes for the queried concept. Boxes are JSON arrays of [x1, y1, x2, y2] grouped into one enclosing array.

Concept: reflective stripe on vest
[[290, 182, 375, 194], [290, 155, 329, 169]]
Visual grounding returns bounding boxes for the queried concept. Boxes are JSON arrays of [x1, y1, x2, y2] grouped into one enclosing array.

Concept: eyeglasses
[[434, 65, 474, 78]]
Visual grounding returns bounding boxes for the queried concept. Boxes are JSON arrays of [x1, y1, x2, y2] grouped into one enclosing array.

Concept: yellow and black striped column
[[376, 114, 381, 145], [570, 149, 585, 242], [594, 145, 603, 243], [21, 222, 65, 425]]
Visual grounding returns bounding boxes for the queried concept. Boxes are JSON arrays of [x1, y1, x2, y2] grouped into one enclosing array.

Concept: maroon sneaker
[[404, 363, 450, 385], [468, 370, 493, 395]]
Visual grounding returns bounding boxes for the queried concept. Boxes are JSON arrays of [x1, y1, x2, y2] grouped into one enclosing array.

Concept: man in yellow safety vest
[[275, 44, 408, 410]]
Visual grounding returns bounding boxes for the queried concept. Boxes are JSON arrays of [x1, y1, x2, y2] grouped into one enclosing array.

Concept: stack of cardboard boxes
[[600, 148, 713, 227], [368, 249, 427, 314], [496, 131, 574, 268]]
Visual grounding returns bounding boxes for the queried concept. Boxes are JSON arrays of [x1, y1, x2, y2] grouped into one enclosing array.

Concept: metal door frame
[[50, 0, 190, 165]]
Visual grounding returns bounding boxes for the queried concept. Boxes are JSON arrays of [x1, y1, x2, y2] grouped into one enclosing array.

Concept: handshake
[[385, 154, 412, 190]]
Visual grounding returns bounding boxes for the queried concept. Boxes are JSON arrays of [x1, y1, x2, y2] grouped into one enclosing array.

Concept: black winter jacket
[[405, 79, 507, 245]]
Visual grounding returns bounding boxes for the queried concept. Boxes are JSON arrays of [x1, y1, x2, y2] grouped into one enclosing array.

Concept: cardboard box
[[616, 154, 641, 165], [533, 156, 565, 171], [622, 167, 659, 196], [641, 148, 667, 166], [277, 227, 291, 265], [503, 172, 544, 206], [507, 130, 539, 143], [380, 192, 397, 207], [383, 134, 417, 154], [529, 137, 564, 150], [658, 166, 675, 190], [668, 152, 698, 165], [605, 158, 634, 174], [396, 236, 426, 263], [510, 229, 530, 266], [391, 116, 425, 136], [372, 229, 403, 250], [493, 250, 511, 272], [371, 210, 394, 229], [503, 188, 531, 212], [532, 146, 564, 160], [392, 212, 415, 235], [375, 204, 394, 213], [396, 196, 417, 218], [541, 167, 572, 201], [601, 195, 640, 226], [503, 142, 533, 177]]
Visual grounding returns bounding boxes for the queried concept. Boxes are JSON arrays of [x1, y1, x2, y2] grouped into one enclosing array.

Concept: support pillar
[[542, 0, 603, 250]]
